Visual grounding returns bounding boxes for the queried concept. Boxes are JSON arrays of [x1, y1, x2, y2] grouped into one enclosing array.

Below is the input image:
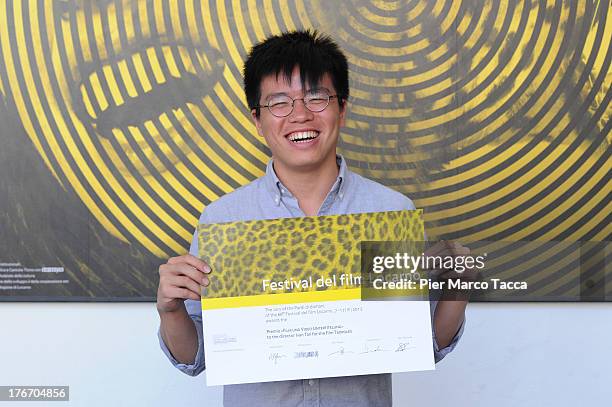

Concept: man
[[157, 30, 467, 406]]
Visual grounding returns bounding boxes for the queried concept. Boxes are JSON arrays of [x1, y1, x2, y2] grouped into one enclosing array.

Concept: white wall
[[1, 302, 609, 406]]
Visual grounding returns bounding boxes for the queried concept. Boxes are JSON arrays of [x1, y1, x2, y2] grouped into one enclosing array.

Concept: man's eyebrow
[[307, 87, 330, 93], [264, 92, 290, 99], [264, 87, 331, 99]]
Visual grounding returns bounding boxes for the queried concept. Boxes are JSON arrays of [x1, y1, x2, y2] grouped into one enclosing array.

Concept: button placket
[[303, 378, 320, 406]]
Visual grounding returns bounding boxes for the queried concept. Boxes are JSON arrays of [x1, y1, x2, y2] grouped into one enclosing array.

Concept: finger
[[438, 269, 466, 279], [164, 275, 203, 299], [438, 240, 470, 256], [424, 240, 467, 257], [446, 241, 470, 256], [161, 261, 209, 284], [162, 285, 201, 301], [423, 241, 447, 257], [167, 254, 211, 273]]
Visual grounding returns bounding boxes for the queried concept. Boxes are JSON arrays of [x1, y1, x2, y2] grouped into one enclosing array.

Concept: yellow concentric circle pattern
[[0, 0, 609, 299]]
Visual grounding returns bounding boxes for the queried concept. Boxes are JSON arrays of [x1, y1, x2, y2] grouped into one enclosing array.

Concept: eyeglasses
[[253, 89, 340, 118]]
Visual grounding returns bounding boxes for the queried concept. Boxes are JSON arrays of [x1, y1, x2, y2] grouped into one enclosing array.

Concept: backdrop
[[0, 0, 609, 300]]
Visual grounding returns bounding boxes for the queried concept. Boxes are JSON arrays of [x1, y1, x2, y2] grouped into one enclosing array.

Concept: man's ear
[[339, 99, 347, 127], [251, 109, 264, 136]]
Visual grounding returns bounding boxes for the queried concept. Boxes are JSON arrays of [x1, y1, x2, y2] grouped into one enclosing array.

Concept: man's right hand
[[156, 254, 211, 313]]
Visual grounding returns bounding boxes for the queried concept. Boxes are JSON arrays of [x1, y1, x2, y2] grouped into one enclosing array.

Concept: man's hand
[[424, 241, 471, 349], [157, 254, 211, 313], [423, 240, 478, 281]]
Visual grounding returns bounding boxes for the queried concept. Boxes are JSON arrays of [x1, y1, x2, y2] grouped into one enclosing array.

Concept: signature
[[268, 352, 287, 365], [359, 344, 390, 354], [329, 346, 355, 357], [395, 342, 410, 352]]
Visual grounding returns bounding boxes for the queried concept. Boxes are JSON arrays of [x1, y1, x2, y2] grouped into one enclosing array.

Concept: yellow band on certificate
[[198, 210, 425, 303]]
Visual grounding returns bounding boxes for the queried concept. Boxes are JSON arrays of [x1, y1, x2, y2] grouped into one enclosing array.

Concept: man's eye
[[270, 101, 290, 107], [306, 98, 326, 105]]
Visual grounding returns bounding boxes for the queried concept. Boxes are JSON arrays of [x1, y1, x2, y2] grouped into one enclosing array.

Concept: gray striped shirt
[[159, 155, 464, 407]]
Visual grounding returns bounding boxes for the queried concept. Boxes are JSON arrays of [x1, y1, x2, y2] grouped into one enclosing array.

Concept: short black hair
[[243, 30, 349, 117]]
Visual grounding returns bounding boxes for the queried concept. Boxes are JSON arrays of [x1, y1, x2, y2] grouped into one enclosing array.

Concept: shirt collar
[[264, 155, 349, 205]]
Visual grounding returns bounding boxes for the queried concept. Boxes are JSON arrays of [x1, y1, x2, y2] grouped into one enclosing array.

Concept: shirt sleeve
[[429, 299, 465, 363], [421, 216, 465, 363], [157, 299, 206, 376], [158, 211, 209, 376]]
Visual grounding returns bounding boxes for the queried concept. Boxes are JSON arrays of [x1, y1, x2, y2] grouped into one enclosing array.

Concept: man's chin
[[274, 154, 330, 173]]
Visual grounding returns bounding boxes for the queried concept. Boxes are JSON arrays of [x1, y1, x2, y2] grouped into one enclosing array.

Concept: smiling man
[[157, 30, 466, 407], [250, 66, 347, 217]]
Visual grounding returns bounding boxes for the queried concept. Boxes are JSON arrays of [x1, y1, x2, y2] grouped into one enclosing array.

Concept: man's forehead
[[260, 70, 333, 97]]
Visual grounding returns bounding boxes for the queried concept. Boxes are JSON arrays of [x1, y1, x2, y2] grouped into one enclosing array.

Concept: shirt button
[[308, 379, 314, 386]]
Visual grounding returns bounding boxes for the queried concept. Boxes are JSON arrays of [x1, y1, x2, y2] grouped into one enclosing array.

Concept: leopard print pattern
[[198, 210, 423, 298]]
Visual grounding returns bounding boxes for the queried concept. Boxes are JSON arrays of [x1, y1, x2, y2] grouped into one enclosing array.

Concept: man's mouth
[[287, 130, 320, 143]]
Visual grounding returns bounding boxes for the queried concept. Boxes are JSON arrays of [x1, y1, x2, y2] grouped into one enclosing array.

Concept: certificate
[[198, 210, 434, 386]]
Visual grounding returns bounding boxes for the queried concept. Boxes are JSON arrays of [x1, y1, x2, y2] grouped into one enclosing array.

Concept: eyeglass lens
[[266, 89, 331, 117]]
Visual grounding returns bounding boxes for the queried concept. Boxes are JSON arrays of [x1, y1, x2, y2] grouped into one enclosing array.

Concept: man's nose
[[289, 99, 313, 122]]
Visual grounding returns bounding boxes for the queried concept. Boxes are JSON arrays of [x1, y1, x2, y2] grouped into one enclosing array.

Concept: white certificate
[[198, 210, 434, 386], [202, 294, 434, 385]]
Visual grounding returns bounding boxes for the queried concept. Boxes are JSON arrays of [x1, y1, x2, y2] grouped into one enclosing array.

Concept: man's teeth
[[288, 131, 319, 142]]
